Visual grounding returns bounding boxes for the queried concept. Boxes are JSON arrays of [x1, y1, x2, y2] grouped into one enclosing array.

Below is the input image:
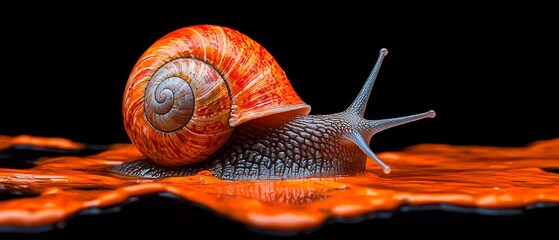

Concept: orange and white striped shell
[[122, 25, 311, 166]]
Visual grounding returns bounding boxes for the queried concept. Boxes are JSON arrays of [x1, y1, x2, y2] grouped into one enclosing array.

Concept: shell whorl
[[123, 25, 311, 166], [144, 60, 195, 132]]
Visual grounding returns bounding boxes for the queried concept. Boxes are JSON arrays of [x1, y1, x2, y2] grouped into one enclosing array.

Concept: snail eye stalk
[[345, 48, 436, 174], [346, 48, 388, 116]]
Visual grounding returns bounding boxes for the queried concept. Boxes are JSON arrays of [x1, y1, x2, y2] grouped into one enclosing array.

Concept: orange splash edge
[[0, 135, 84, 151], [1, 136, 559, 231]]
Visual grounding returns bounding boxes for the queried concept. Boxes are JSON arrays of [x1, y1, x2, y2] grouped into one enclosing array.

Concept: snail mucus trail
[[113, 26, 435, 180]]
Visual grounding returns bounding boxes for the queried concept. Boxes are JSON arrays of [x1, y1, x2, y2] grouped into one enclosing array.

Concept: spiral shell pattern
[[123, 25, 311, 166]]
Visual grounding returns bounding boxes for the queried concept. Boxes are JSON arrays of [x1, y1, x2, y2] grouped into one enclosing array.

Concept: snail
[[112, 24, 435, 180]]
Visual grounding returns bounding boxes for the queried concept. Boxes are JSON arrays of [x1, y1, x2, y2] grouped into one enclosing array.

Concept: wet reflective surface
[[1, 135, 558, 237]]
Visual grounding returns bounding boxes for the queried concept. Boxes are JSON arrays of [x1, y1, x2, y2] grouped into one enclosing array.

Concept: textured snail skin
[[114, 25, 435, 180], [114, 112, 364, 179]]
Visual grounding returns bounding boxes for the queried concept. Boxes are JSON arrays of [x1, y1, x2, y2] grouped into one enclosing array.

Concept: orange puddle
[[1, 135, 558, 231]]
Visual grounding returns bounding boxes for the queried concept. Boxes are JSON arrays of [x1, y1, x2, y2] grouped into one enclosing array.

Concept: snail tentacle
[[347, 130, 391, 174], [346, 48, 388, 116]]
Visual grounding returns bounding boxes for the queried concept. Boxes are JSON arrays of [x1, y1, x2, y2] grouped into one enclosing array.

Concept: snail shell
[[123, 25, 310, 166]]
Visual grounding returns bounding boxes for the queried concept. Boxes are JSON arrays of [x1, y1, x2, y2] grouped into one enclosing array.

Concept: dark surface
[[0, 144, 107, 169], [1, 192, 557, 239]]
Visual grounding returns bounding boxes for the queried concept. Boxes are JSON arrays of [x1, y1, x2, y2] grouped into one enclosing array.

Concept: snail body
[[113, 25, 435, 180]]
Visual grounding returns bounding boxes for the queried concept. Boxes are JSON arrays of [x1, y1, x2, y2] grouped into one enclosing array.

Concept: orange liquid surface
[[1, 135, 558, 232]]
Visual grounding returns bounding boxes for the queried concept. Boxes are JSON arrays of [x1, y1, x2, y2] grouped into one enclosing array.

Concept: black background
[[1, 4, 557, 152], [1, 3, 558, 238]]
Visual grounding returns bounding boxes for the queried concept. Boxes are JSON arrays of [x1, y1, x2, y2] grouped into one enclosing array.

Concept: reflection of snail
[[112, 25, 435, 180]]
